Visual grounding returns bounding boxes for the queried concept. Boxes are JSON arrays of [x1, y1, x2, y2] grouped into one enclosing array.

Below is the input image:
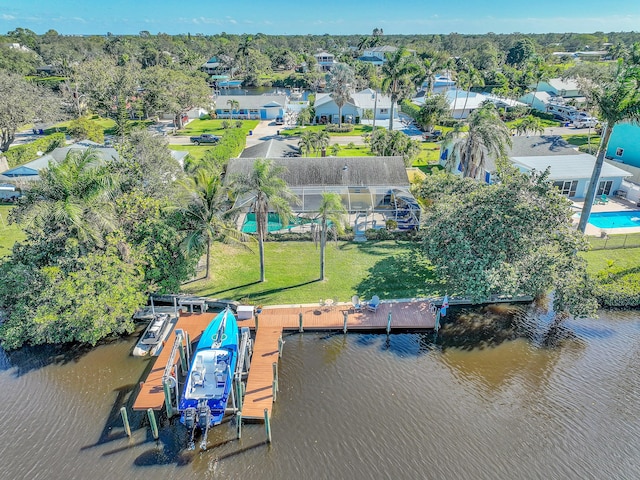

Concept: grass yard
[[43, 115, 153, 136], [413, 143, 442, 166], [182, 240, 445, 305], [0, 206, 25, 258], [168, 144, 217, 162], [581, 245, 640, 275], [178, 118, 259, 136], [280, 125, 374, 137], [562, 133, 601, 154]]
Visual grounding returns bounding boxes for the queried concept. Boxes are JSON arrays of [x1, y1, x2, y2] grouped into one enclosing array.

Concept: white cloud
[[1, 14, 16, 20]]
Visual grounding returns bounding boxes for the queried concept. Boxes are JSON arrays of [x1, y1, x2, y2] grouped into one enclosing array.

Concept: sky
[[1, 0, 639, 36]]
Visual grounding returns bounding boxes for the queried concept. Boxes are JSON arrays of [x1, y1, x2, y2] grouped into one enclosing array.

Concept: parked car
[[190, 133, 220, 145], [275, 116, 284, 125], [423, 129, 442, 142], [573, 118, 599, 129]]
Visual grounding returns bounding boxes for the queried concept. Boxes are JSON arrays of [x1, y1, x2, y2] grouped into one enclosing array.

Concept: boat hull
[[179, 309, 239, 427]]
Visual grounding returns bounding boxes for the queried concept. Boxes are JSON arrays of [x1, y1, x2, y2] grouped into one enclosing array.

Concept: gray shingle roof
[[226, 156, 409, 187], [507, 135, 579, 157], [240, 140, 300, 159]]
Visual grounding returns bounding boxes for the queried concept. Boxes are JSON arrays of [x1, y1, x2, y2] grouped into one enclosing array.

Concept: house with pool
[[605, 122, 640, 182], [213, 94, 288, 120], [225, 156, 420, 238], [440, 135, 631, 198]]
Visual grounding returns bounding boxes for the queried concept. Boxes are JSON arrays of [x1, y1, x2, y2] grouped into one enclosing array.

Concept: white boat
[[132, 312, 176, 357]]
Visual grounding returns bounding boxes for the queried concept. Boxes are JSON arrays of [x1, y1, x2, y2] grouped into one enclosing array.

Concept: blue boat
[[179, 308, 238, 432]]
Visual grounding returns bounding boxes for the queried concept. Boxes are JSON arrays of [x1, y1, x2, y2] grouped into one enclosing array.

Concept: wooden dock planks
[[133, 312, 215, 411], [241, 327, 283, 420]]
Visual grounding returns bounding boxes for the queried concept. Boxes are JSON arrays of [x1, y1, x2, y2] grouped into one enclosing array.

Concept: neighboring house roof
[[546, 78, 580, 93], [226, 156, 409, 187], [511, 155, 632, 180], [507, 136, 578, 157], [315, 89, 393, 110], [215, 95, 287, 110], [240, 140, 300, 158], [367, 46, 398, 53]]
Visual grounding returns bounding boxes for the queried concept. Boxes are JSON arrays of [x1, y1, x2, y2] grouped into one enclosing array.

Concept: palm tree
[[178, 167, 243, 279], [232, 159, 297, 282], [526, 55, 548, 114], [460, 66, 484, 118], [328, 63, 355, 127], [382, 47, 421, 130], [313, 192, 346, 281], [515, 115, 545, 136], [577, 61, 640, 233], [449, 103, 512, 180], [13, 148, 119, 251], [237, 35, 253, 76], [227, 99, 240, 120], [313, 130, 330, 156], [298, 130, 314, 156]]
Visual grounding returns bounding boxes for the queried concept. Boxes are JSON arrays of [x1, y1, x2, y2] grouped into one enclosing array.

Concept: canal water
[[1, 306, 639, 479]]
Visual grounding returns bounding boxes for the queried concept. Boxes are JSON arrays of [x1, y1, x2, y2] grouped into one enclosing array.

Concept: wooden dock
[[133, 312, 215, 411], [133, 300, 435, 416], [241, 327, 283, 420]]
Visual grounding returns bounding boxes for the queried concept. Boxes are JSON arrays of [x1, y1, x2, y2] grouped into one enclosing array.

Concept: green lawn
[[414, 143, 442, 165], [0, 206, 25, 258], [43, 115, 153, 136], [178, 119, 259, 136], [582, 245, 640, 275], [280, 125, 375, 137], [562, 133, 601, 154], [182, 240, 445, 305], [168, 144, 217, 162]]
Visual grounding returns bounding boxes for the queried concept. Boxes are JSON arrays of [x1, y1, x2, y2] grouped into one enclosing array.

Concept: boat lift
[[161, 324, 253, 450]]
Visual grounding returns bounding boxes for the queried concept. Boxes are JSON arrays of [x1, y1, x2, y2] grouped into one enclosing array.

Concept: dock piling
[[386, 311, 392, 335], [178, 339, 187, 375], [277, 335, 284, 358], [343, 311, 348, 334], [235, 378, 243, 411], [272, 362, 279, 402], [185, 331, 191, 361], [120, 406, 131, 437], [147, 408, 159, 440], [162, 379, 174, 417], [236, 411, 242, 439], [264, 408, 272, 443], [298, 312, 303, 333]]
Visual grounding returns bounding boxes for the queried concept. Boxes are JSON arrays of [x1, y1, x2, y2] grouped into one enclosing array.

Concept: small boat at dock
[[179, 308, 239, 436], [132, 312, 177, 357]]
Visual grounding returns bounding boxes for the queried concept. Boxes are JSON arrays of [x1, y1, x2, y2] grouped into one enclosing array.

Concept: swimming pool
[[588, 211, 640, 228]]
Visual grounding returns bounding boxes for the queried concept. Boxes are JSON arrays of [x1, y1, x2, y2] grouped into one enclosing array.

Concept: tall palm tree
[[381, 47, 421, 130], [526, 55, 548, 114], [577, 61, 640, 232], [449, 103, 512, 180], [460, 66, 484, 118], [13, 148, 119, 251], [313, 192, 346, 281], [313, 130, 330, 156], [178, 167, 243, 279], [227, 99, 240, 120], [328, 63, 355, 127], [515, 115, 545, 136], [232, 159, 297, 282]]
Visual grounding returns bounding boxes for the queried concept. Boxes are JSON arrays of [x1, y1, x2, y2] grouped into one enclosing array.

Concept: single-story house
[[213, 94, 287, 120], [420, 74, 456, 94], [413, 89, 527, 119], [314, 88, 396, 125], [357, 45, 398, 65], [0, 183, 20, 201], [439, 135, 631, 198], [518, 90, 554, 113], [0, 140, 188, 184], [226, 156, 420, 233], [532, 78, 582, 99]]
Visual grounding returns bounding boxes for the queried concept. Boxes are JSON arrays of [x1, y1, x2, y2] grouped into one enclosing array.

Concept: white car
[[573, 118, 599, 129]]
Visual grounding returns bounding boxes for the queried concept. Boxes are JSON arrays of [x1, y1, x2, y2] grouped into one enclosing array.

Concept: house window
[[553, 180, 578, 197], [380, 108, 388, 114], [616, 147, 624, 157], [597, 180, 613, 196]]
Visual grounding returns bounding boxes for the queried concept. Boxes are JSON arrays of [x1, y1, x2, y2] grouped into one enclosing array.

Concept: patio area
[[572, 196, 640, 236]]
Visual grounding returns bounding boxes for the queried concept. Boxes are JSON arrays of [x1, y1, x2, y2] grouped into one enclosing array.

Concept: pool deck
[[572, 197, 640, 236]]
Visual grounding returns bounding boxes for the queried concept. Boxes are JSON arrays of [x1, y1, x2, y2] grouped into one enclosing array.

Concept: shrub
[[200, 128, 247, 169], [593, 265, 640, 307], [222, 120, 231, 129], [401, 99, 421, 121], [326, 124, 354, 133], [67, 117, 105, 144], [235, 120, 243, 129], [4, 133, 66, 168]]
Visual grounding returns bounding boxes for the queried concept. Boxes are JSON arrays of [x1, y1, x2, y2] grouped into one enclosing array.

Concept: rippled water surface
[[1, 309, 639, 479]]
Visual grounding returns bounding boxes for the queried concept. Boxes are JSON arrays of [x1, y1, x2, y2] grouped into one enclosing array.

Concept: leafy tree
[[313, 192, 346, 281], [576, 54, 640, 233], [506, 38, 536, 66], [381, 47, 421, 130], [232, 159, 296, 282], [0, 71, 60, 152], [0, 44, 40, 75], [414, 169, 597, 317], [328, 63, 355, 127], [445, 103, 511, 180], [66, 116, 105, 144], [416, 94, 451, 132]]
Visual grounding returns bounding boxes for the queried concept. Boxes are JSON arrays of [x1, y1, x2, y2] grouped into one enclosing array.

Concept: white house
[[314, 88, 397, 125], [314, 52, 336, 71], [357, 46, 397, 65], [213, 94, 288, 120], [413, 89, 527, 119], [533, 78, 582, 99], [439, 135, 631, 197]]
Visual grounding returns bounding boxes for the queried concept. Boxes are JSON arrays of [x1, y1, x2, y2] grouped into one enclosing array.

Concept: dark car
[[275, 117, 284, 125], [190, 133, 220, 145]]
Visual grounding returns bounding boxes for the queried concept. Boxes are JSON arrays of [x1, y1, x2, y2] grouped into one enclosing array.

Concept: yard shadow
[[354, 246, 445, 300], [3, 341, 105, 376], [200, 278, 321, 303]]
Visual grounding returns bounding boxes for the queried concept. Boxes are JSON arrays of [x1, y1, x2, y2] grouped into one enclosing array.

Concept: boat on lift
[[179, 308, 239, 440], [132, 311, 177, 357]]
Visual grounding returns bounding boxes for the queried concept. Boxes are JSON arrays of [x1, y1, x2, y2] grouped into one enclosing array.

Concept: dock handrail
[[235, 327, 251, 382], [163, 329, 184, 402]]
